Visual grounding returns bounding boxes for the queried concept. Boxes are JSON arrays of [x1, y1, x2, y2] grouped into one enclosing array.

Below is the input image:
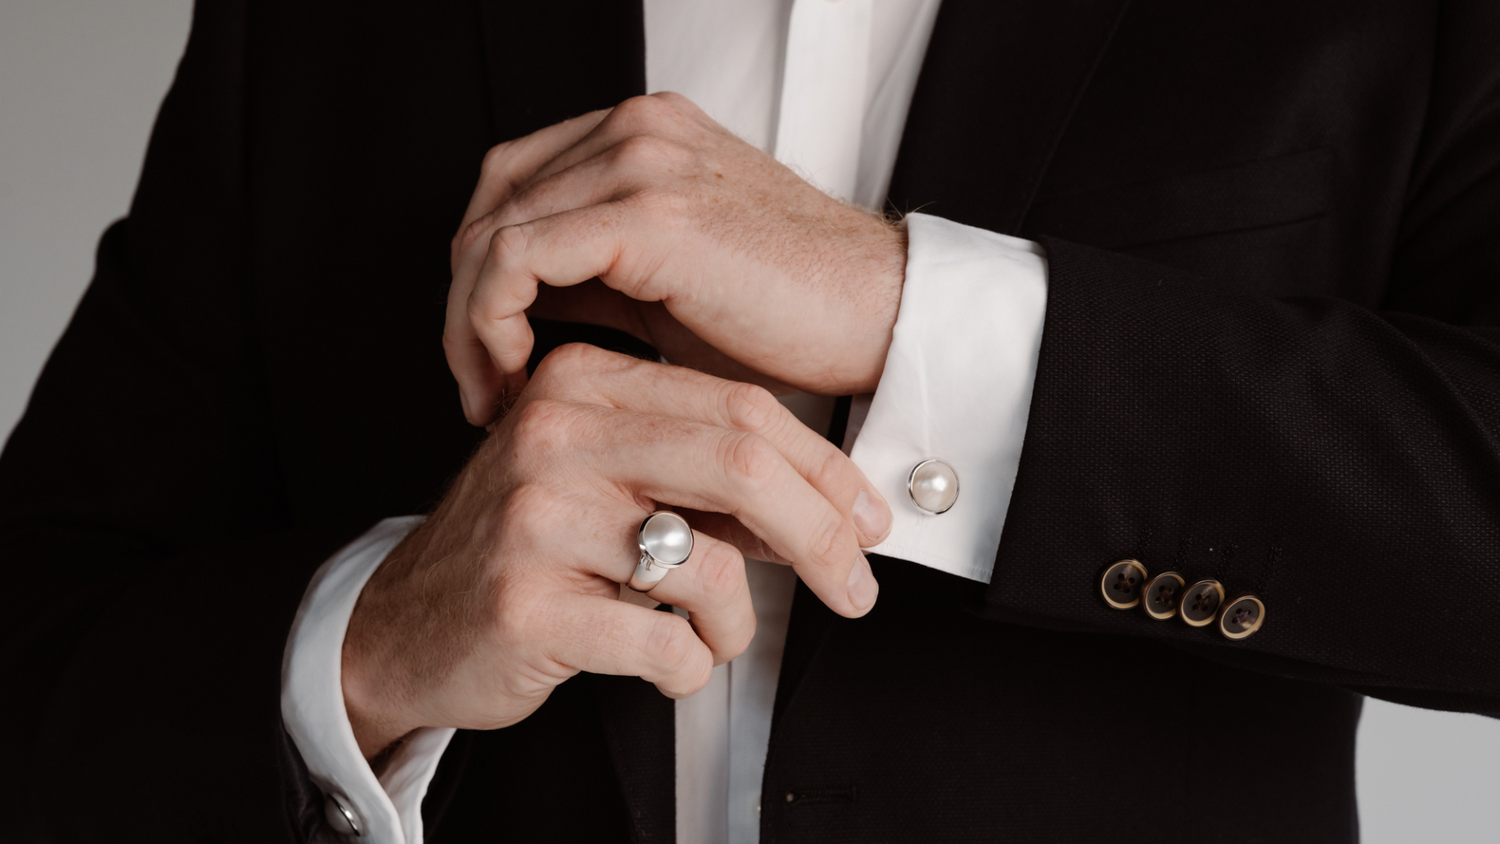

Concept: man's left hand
[[445, 92, 907, 426]]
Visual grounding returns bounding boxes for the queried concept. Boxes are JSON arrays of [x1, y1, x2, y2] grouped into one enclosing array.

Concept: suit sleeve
[[0, 2, 363, 839], [984, 6, 1500, 716]]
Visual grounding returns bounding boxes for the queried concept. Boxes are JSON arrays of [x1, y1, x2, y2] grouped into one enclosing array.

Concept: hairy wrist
[[839, 213, 907, 394], [341, 529, 430, 760]]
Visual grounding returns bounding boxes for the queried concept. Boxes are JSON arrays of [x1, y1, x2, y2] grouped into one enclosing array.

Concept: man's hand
[[342, 344, 892, 758], [444, 91, 908, 426]]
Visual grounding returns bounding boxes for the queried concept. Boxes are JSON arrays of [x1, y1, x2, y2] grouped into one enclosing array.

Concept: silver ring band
[[629, 511, 693, 592]]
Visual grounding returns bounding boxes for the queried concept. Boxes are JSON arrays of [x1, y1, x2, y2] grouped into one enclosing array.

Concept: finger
[[451, 96, 691, 294], [634, 530, 756, 665], [520, 92, 701, 189], [558, 500, 756, 664], [543, 594, 714, 699], [464, 201, 649, 397], [675, 510, 784, 564], [455, 109, 611, 262], [446, 114, 616, 424], [570, 406, 878, 618], [550, 357, 893, 548], [462, 141, 661, 259], [444, 290, 527, 424]]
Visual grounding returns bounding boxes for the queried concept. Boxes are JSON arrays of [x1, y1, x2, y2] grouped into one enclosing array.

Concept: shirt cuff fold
[[848, 212, 1048, 583], [281, 516, 453, 844]]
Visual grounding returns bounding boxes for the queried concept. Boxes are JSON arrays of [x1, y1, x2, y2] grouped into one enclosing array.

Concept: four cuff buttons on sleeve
[[1098, 559, 1265, 640]]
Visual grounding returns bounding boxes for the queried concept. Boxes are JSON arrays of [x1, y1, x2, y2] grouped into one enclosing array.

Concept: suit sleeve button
[[1179, 579, 1225, 627], [1100, 559, 1150, 609], [1218, 594, 1266, 640], [1141, 571, 1186, 619]]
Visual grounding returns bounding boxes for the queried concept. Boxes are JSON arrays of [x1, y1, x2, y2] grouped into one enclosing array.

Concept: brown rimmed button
[[1141, 571, 1185, 620], [1179, 579, 1224, 627], [1100, 559, 1149, 609], [1218, 594, 1266, 640]]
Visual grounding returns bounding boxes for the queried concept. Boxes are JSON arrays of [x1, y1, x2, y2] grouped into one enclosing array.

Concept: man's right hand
[[341, 344, 892, 759]]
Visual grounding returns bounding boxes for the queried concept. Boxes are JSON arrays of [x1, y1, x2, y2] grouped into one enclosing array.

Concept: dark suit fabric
[[2, 0, 1498, 841]]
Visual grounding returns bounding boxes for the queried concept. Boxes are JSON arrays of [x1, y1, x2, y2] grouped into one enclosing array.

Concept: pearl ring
[[630, 511, 694, 592]]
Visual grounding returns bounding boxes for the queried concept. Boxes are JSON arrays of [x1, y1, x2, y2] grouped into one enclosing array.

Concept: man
[[3, 1, 1498, 843]]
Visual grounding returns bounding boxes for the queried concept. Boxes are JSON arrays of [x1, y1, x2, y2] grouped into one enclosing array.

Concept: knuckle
[[809, 513, 855, 570], [498, 486, 574, 564], [464, 288, 489, 324], [613, 134, 668, 168], [457, 219, 485, 254], [492, 594, 533, 645], [651, 90, 690, 109], [806, 443, 851, 495], [648, 614, 702, 676], [721, 431, 779, 489], [508, 399, 576, 458], [497, 666, 560, 708], [499, 482, 559, 531], [610, 94, 667, 128], [722, 382, 779, 432], [619, 188, 692, 231], [698, 541, 746, 601], [487, 223, 532, 267], [440, 329, 463, 355], [456, 213, 502, 262], [491, 577, 546, 645], [480, 141, 514, 178], [720, 615, 757, 663], [532, 341, 611, 382]]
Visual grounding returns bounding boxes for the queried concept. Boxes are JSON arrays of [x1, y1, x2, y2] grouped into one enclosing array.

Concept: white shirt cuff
[[281, 516, 453, 844], [849, 212, 1048, 583]]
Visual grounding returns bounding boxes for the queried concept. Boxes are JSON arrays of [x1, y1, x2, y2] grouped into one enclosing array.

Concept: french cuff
[[848, 212, 1048, 583], [281, 516, 454, 844]]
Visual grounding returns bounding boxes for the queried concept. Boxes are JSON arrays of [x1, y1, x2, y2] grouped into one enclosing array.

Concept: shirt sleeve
[[281, 516, 454, 844], [847, 212, 1048, 583]]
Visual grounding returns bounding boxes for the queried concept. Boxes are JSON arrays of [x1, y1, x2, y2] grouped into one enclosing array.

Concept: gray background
[[1, 2, 1496, 838]]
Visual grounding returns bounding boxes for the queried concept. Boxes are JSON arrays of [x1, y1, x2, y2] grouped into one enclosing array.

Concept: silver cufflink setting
[[908, 458, 959, 515]]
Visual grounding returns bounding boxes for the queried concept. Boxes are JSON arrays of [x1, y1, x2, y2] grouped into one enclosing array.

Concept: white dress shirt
[[281, 1, 1050, 842]]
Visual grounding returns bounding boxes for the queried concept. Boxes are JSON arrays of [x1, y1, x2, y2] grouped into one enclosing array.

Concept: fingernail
[[846, 555, 879, 613], [853, 488, 892, 546]]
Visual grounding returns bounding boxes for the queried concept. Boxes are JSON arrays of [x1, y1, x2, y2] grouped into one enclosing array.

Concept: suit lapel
[[475, 0, 646, 142], [887, 0, 1132, 235]]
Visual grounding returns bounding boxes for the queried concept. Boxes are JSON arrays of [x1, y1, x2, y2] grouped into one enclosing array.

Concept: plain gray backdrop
[[2, 2, 1496, 838]]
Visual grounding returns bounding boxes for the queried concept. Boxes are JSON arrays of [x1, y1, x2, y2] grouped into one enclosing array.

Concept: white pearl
[[642, 512, 694, 565], [908, 458, 959, 514]]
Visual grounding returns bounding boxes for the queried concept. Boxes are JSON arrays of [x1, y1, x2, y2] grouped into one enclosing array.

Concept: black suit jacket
[[4, 0, 1498, 841]]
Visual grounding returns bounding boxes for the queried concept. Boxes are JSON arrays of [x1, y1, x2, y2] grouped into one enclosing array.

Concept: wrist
[[841, 217, 907, 395], [341, 534, 427, 760]]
